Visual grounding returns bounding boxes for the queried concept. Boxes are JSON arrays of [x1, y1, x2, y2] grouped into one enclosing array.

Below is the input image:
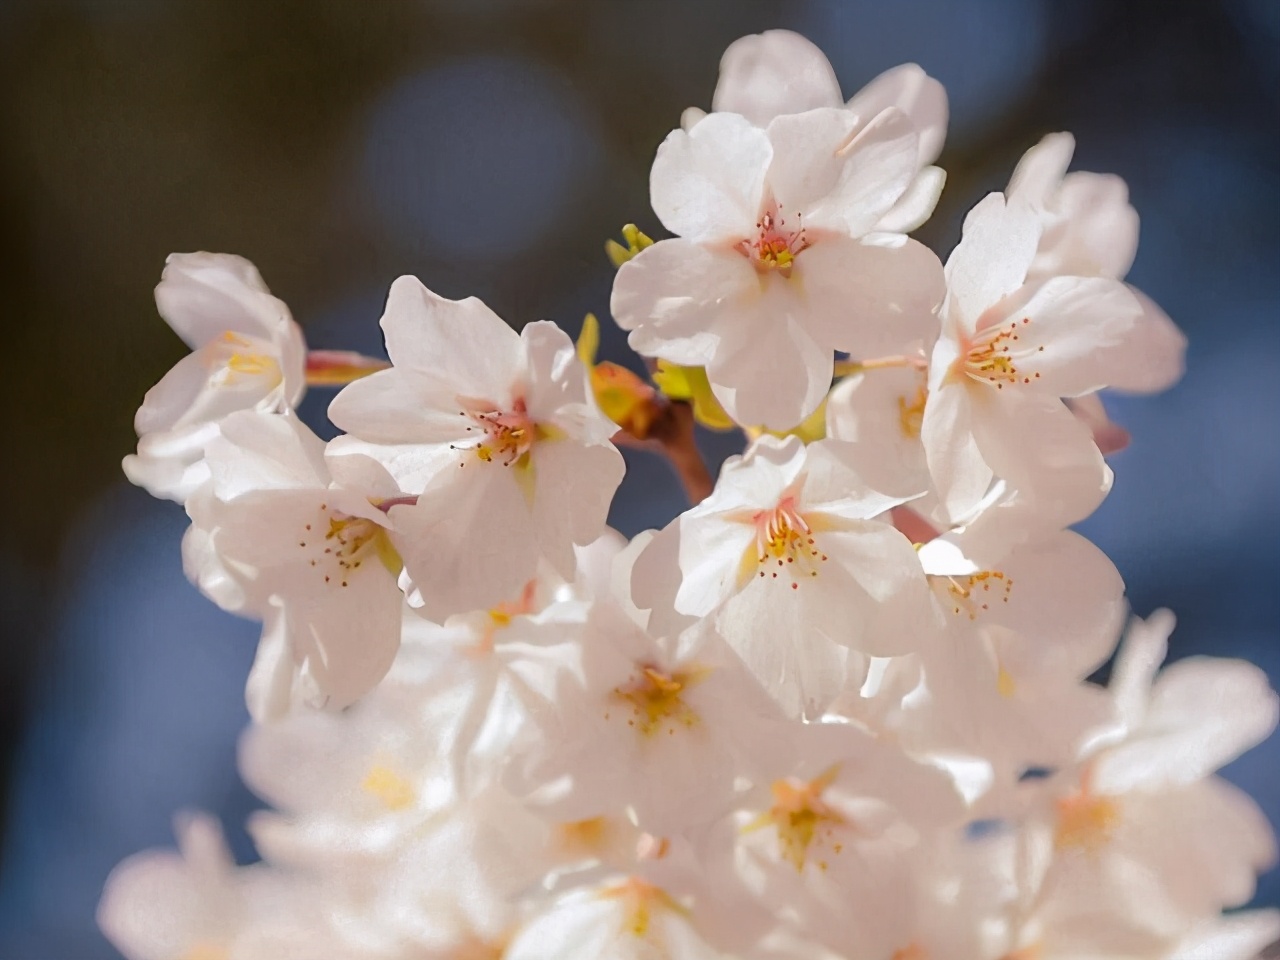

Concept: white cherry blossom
[[187, 410, 405, 719], [688, 29, 949, 233], [612, 107, 945, 429], [1009, 132, 1186, 394], [633, 434, 929, 717], [328, 276, 624, 621], [921, 192, 1143, 522], [123, 252, 306, 503]]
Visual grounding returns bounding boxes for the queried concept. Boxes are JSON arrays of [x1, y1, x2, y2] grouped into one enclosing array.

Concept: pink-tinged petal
[[531, 440, 625, 579], [796, 233, 944, 357], [630, 522, 700, 638], [1109, 608, 1176, 732], [988, 530, 1126, 680], [801, 437, 924, 515], [815, 518, 932, 657], [967, 390, 1111, 530], [1171, 910, 1280, 960], [205, 411, 329, 498], [711, 30, 843, 125], [847, 63, 949, 166], [920, 381, 992, 523], [824, 367, 932, 498], [1006, 132, 1075, 208], [295, 565, 404, 711], [944, 193, 1041, 334], [873, 165, 946, 234], [378, 275, 523, 399], [1095, 656, 1279, 792], [1033, 171, 1139, 280], [989, 275, 1142, 397], [244, 605, 303, 722], [610, 238, 755, 364], [392, 465, 538, 622], [717, 579, 849, 718], [327, 367, 471, 446], [1088, 286, 1187, 394], [1065, 393, 1131, 455], [650, 112, 771, 242], [673, 513, 756, 618], [155, 252, 291, 349], [770, 107, 918, 237], [705, 288, 833, 430]]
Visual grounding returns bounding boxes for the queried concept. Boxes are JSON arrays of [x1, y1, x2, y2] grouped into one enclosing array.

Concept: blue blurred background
[[0, 1, 1276, 956]]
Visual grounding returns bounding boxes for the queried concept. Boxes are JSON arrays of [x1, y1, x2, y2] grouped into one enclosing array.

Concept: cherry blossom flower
[[633, 434, 929, 717], [328, 276, 624, 621], [123, 252, 305, 503], [612, 106, 945, 429], [686, 29, 949, 233], [1009, 132, 1186, 394], [921, 192, 1143, 522], [187, 411, 405, 719]]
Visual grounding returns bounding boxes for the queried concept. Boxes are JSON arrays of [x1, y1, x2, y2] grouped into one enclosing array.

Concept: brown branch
[[612, 397, 713, 506]]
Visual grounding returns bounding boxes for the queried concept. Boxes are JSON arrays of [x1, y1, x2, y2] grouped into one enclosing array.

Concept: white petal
[[847, 63, 949, 166], [393, 465, 538, 622], [1006, 132, 1075, 207], [1031, 170, 1139, 280], [155, 251, 290, 349], [920, 380, 992, 522], [824, 367, 931, 498], [706, 285, 833, 430], [532, 439, 626, 579], [873, 165, 946, 234], [795, 234, 944, 357], [711, 29, 842, 124], [379, 275, 523, 400], [1096, 656, 1279, 791], [611, 238, 755, 364], [769, 107, 918, 237], [991, 275, 1143, 397], [650, 112, 771, 242], [801, 437, 925, 514], [205, 411, 328, 499], [943, 193, 1041, 335], [1088, 285, 1187, 394], [327, 366, 471, 446], [1171, 910, 1280, 960]]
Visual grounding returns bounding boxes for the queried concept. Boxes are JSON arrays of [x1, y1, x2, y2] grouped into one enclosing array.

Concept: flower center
[[897, 383, 928, 438], [210, 331, 282, 389], [361, 762, 416, 811], [748, 766, 846, 871], [962, 317, 1045, 389], [1055, 788, 1121, 852], [454, 396, 537, 466], [739, 203, 810, 276], [609, 664, 705, 737], [599, 878, 680, 938], [749, 497, 827, 590], [932, 570, 1013, 621], [296, 504, 399, 588]]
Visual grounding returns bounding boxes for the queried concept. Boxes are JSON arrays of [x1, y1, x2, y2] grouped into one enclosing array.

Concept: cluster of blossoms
[[106, 30, 1277, 960]]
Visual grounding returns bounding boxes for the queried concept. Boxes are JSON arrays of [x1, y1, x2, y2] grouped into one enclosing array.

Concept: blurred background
[[0, 0, 1276, 956]]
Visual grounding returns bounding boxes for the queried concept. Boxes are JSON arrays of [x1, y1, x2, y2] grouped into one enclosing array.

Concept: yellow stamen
[[361, 764, 415, 811]]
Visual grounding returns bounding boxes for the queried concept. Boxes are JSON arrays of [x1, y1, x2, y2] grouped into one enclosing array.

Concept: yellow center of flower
[[936, 569, 1014, 621], [1055, 788, 1121, 852], [361, 762, 416, 811], [599, 878, 682, 938], [213, 331, 282, 388], [739, 204, 810, 277], [609, 664, 706, 737], [961, 317, 1045, 389], [455, 396, 538, 467], [296, 504, 400, 589], [748, 765, 846, 871], [744, 496, 827, 590], [897, 383, 928, 438]]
